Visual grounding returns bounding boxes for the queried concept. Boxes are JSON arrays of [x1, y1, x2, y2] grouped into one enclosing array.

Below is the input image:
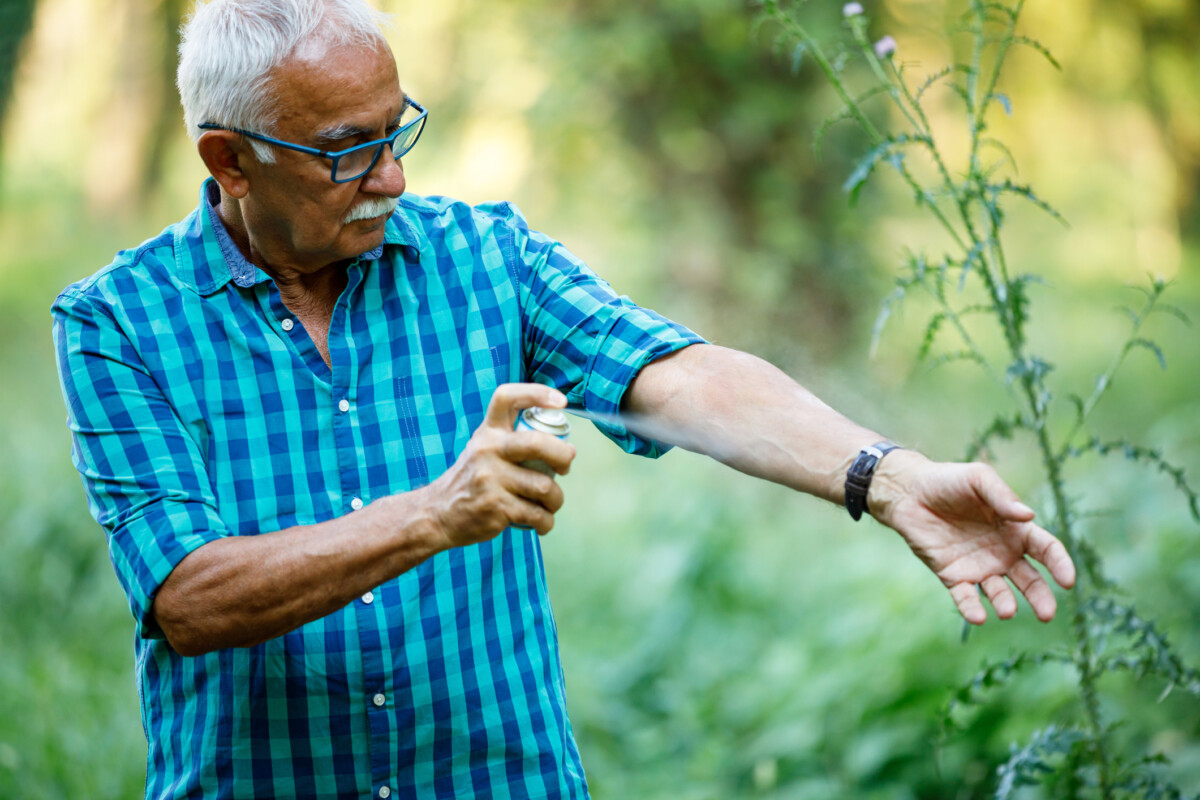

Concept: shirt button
[[338, 398, 350, 413], [281, 318, 295, 331], [373, 693, 386, 707], [350, 497, 364, 511], [378, 788, 391, 799], [362, 591, 374, 604]]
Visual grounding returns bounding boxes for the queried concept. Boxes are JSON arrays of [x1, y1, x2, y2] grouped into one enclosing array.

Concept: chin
[[351, 224, 387, 253]]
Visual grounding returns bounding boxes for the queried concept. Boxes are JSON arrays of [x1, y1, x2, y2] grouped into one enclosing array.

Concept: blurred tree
[[1121, 0, 1200, 238], [520, 0, 881, 363], [0, 0, 39, 148], [140, 0, 186, 197]]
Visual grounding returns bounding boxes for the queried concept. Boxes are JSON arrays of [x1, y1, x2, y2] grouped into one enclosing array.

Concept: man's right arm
[[53, 286, 574, 656]]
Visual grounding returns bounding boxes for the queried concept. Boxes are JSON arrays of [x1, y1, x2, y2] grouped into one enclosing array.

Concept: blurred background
[[1, 0, 1197, 797]]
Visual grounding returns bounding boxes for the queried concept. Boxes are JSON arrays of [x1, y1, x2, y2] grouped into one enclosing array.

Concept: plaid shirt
[[53, 180, 703, 800]]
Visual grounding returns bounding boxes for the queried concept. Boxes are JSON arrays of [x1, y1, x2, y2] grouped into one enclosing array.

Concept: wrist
[[374, 488, 452, 560], [843, 442, 903, 521], [864, 448, 928, 524]]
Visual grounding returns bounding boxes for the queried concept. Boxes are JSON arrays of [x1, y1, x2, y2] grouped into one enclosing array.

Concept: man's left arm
[[623, 343, 1076, 624]]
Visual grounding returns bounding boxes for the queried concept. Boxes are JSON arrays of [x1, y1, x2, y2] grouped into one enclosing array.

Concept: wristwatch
[[844, 442, 903, 521]]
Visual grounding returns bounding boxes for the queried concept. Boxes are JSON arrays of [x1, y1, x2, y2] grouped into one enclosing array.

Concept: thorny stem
[[1026, 376, 1115, 799], [886, 58, 983, 247]]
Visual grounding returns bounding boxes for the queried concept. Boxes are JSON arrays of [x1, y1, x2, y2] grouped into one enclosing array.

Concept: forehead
[[269, 39, 402, 133]]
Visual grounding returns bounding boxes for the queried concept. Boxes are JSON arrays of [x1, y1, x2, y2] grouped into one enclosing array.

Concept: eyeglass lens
[[333, 113, 426, 182]]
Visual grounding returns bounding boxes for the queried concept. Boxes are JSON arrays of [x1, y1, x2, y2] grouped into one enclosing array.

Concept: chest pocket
[[394, 374, 431, 486]]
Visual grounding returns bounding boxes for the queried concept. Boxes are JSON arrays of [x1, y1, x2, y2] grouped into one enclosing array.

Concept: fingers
[[949, 582, 988, 626], [1009, 558, 1058, 622], [506, 495, 558, 536], [501, 432, 576, 476], [951, 558, 1063, 625], [1024, 525, 1077, 590], [980, 575, 1017, 620], [484, 383, 566, 431], [505, 466, 565, 514]]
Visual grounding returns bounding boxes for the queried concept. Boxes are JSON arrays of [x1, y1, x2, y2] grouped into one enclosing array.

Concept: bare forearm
[[153, 490, 444, 656], [624, 344, 886, 504]]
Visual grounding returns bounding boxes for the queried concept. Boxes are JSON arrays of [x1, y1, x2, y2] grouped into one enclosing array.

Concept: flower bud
[[873, 35, 897, 59], [843, 2, 864, 16]]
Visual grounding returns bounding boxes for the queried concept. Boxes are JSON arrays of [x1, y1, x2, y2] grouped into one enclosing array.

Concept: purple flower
[[843, 2, 864, 16], [873, 35, 897, 59]]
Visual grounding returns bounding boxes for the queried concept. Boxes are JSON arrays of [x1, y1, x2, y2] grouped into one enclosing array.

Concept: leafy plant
[[754, 0, 1200, 796]]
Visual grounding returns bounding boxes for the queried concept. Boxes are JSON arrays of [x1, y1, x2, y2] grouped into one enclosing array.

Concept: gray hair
[[178, 0, 390, 163]]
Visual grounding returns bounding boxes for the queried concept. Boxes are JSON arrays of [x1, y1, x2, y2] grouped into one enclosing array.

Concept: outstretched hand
[[867, 452, 1077, 624]]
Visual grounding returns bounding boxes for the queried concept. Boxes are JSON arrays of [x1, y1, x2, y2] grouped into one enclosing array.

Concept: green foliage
[[755, 0, 1200, 797], [995, 725, 1088, 800]]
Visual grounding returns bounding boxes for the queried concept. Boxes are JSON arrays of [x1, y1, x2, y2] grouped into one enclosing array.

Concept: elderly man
[[53, 0, 1074, 798]]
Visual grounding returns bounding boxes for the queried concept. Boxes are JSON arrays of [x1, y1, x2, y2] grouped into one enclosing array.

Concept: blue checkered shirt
[[53, 180, 703, 799]]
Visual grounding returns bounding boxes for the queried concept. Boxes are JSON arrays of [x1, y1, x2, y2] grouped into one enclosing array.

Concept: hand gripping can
[[514, 407, 571, 477]]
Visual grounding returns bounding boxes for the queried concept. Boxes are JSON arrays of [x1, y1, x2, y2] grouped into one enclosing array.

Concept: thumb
[[971, 463, 1036, 521], [484, 383, 567, 430]]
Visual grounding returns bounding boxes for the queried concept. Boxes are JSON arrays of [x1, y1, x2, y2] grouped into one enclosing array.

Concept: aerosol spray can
[[514, 407, 572, 477]]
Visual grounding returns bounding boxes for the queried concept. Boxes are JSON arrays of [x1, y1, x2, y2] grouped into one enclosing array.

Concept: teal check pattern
[[52, 180, 703, 800]]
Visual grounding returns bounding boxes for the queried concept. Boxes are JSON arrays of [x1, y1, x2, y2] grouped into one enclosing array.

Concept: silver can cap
[[519, 407, 571, 437]]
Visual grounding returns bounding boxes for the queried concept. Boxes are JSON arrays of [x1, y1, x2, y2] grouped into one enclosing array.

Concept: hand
[[426, 383, 576, 548], [868, 451, 1076, 624]]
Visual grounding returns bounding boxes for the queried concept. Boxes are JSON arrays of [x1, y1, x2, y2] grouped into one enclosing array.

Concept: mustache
[[343, 195, 399, 224]]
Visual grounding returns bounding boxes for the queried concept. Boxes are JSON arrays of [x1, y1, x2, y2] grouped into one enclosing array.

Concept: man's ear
[[197, 131, 252, 199]]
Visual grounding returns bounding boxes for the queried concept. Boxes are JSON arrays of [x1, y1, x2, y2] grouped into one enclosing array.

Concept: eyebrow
[[312, 101, 409, 149]]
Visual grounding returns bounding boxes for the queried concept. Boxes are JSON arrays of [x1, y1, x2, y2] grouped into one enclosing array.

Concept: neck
[[214, 189, 348, 303]]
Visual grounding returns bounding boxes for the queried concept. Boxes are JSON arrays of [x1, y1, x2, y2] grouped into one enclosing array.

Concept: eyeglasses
[[199, 97, 428, 184]]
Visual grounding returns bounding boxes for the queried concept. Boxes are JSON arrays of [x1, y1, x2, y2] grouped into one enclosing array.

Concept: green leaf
[[924, 350, 986, 374], [1004, 356, 1053, 386], [815, 85, 888, 153], [870, 285, 908, 358], [790, 41, 807, 74], [917, 313, 947, 362], [1152, 303, 1191, 326], [942, 652, 1070, 734], [1129, 338, 1167, 370], [959, 242, 985, 290], [1012, 35, 1062, 70], [1069, 438, 1200, 521], [1085, 597, 1200, 697], [843, 135, 931, 205], [994, 726, 1088, 800], [980, 136, 1018, 173], [988, 180, 1068, 225], [964, 412, 1029, 461], [916, 64, 970, 101]]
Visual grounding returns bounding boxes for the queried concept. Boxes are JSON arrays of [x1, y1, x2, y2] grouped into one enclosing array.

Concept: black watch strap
[[844, 442, 902, 521]]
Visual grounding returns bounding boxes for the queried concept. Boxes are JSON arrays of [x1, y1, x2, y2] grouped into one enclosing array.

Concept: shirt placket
[[326, 262, 396, 799]]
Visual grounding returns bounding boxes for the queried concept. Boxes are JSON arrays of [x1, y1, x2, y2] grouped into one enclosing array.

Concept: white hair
[[178, 0, 390, 163]]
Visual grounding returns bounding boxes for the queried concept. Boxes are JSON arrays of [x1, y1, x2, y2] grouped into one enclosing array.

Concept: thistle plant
[[754, 1, 1200, 797]]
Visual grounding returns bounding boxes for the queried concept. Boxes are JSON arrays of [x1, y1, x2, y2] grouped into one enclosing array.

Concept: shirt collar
[[174, 178, 419, 296]]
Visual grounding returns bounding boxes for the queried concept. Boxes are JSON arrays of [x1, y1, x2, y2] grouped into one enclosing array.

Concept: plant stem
[[1025, 379, 1114, 799]]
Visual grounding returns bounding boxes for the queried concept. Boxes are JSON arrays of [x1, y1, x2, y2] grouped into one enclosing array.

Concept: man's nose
[[361, 147, 406, 197]]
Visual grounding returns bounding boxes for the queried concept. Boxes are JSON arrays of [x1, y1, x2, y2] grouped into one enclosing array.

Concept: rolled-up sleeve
[[491, 202, 706, 457], [53, 290, 228, 638]]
